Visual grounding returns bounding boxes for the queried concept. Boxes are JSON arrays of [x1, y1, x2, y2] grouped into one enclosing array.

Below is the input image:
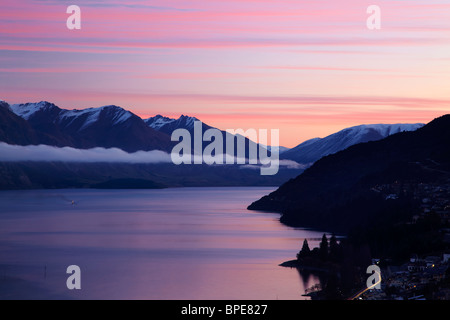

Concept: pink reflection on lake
[[0, 187, 325, 299]]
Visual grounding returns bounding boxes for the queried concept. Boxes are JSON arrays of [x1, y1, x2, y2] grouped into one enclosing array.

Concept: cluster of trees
[[296, 234, 376, 299], [297, 234, 342, 263]]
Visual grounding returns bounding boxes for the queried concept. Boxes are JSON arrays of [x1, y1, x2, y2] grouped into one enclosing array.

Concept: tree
[[319, 234, 328, 261], [297, 239, 311, 260], [329, 234, 340, 262]]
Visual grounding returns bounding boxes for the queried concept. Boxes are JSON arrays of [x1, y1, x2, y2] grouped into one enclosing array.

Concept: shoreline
[[279, 259, 334, 274]]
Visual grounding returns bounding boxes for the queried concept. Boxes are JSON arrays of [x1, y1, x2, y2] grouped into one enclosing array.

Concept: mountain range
[[0, 100, 298, 189], [8, 101, 172, 153], [3, 101, 272, 158], [2, 100, 424, 161], [248, 114, 450, 232], [0, 99, 433, 191], [282, 123, 424, 165]]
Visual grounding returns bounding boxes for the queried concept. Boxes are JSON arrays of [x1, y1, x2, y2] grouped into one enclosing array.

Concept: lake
[[0, 187, 326, 300]]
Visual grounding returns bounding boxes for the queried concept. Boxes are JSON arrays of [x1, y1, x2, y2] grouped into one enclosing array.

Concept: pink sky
[[1, 0, 450, 147]]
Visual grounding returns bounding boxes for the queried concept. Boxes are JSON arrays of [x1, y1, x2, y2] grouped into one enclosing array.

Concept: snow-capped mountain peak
[[107, 107, 133, 126], [176, 114, 200, 130], [144, 114, 202, 133], [11, 103, 134, 131], [4, 100, 173, 153], [0, 100, 11, 111], [58, 108, 102, 130], [282, 123, 425, 165], [61, 105, 133, 130], [10, 101, 60, 120], [145, 114, 176, 130]]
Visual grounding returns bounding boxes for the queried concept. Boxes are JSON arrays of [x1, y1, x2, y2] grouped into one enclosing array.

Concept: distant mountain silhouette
[[0, 101, 40, 145], [282, 123, 424, 165], [0, 100, 301, 189], [3, 100, 281, 158], [248, 115, 450, 232], [8, 101, 173, 152], [2, 99, 439, 193], [145, 114, 207, 134], [145, 113, 278, 159]]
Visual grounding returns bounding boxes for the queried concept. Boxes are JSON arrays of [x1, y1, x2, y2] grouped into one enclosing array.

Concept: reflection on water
[[0, 187, 325, 299]]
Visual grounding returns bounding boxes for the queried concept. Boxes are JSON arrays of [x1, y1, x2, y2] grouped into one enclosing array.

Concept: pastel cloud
[[1, 0, 450, 147]]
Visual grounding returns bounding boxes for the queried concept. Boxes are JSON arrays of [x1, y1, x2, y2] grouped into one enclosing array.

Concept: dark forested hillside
[[248, 115, 450, 232]]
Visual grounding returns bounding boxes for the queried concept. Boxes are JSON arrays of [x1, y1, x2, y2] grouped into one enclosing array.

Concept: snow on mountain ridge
[[11, 102, 133, 131], [146, 115, 176, 130], [145, 114, 200, 132], [10, 101, 59, 120], [0, 100, 11, 112], [58, 108, 102, 131], [178, 114, 200, 129], [282, 123, 425, 165], [337, 123, 425, 146]]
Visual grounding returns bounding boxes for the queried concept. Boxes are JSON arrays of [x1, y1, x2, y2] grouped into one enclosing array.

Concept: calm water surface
[[0, 187, 325, 299]]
